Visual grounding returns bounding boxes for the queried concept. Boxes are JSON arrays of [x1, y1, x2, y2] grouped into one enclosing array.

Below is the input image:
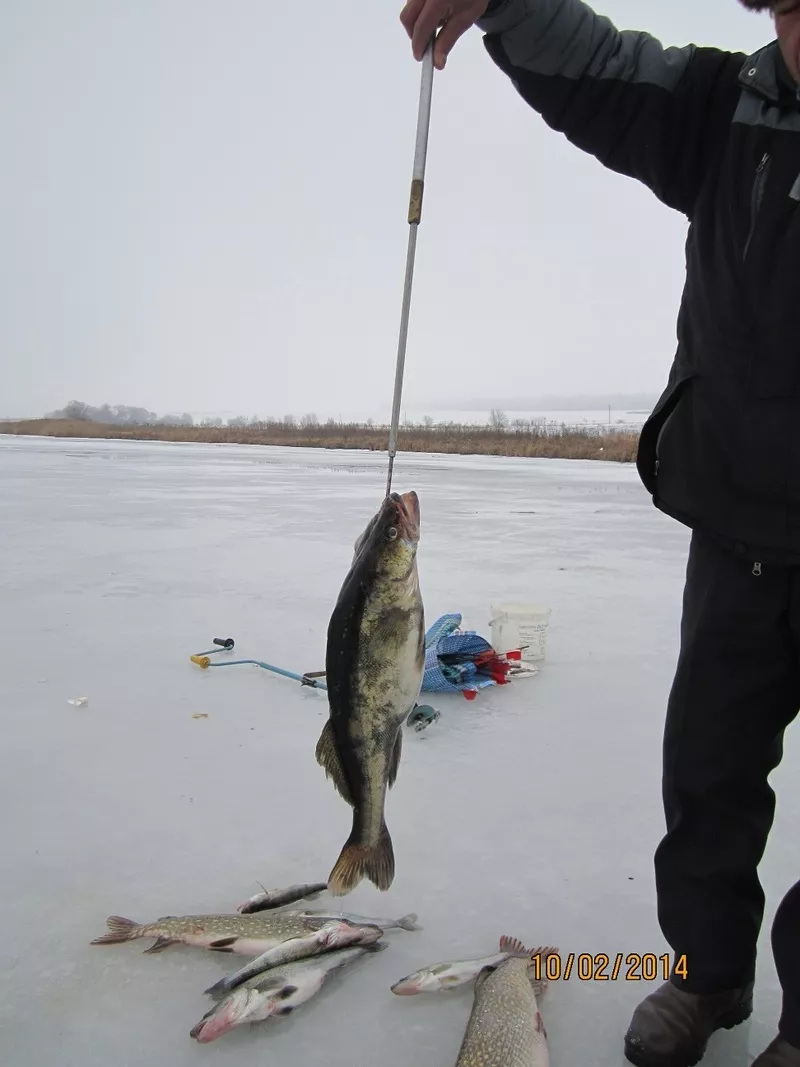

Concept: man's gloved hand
[[399, 0, 493, 69]]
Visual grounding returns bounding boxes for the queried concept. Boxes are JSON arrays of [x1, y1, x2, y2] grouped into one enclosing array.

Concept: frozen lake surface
[[1, 435, 796, 1066]]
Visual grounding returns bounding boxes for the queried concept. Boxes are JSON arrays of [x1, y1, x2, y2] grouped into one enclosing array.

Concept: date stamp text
[[531, 952, 688, 982]]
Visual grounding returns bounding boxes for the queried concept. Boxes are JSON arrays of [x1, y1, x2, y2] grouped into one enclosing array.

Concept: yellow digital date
[[531, 952, 689, 982]]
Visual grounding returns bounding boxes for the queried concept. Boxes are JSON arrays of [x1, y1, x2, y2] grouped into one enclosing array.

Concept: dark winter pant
[[654, 531, 800, 1046]]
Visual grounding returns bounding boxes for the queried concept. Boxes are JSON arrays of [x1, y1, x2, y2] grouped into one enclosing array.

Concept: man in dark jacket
[[399, 1, 800, 1065]]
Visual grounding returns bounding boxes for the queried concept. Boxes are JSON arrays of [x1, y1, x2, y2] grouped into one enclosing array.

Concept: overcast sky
[[1, 1, 774, 420]]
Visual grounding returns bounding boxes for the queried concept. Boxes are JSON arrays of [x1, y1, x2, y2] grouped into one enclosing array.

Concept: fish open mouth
[[190, 989, 268, 1042], [390, 976, 422, 995], [190, 1005, 239, 1043], [390, 490, 420, 542]]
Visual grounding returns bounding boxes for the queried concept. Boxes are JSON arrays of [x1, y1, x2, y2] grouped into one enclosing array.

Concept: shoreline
[[0, 418, 640, 463]]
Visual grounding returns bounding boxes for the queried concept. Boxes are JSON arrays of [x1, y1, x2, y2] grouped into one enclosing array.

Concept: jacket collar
[[738, 40, 800, 106]]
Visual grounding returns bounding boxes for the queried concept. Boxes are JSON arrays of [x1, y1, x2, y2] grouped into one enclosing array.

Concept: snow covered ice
[[1, 434, 796, 1066]]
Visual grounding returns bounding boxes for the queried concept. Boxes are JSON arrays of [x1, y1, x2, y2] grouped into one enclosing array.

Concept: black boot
[[752, 1037, 800, 1066], [623, 979, 754, 1067]]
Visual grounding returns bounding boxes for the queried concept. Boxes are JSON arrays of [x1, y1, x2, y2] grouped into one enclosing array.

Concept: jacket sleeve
[[476, 0, 745, 216]]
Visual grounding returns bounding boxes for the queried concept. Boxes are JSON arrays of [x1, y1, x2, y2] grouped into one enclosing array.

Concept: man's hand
[[399, 0, 492, 69]]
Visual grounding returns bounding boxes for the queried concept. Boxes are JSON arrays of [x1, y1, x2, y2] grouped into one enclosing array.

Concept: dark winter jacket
[[478, 0, 800, 565]]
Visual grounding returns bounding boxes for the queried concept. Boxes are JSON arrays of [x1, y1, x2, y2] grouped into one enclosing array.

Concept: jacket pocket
[[636, 372, 696, 495]]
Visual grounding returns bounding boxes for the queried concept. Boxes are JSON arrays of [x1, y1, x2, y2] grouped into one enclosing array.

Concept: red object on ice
[[463, 689, 478, 701]]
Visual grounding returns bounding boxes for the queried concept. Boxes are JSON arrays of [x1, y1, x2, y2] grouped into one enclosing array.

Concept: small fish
[[295, 908, 420, 931], [189, 942, 387, 1043], [391, 935, 523, 994], [453, 941, 558, 1067], [90, 911, 344, 956], [203, 920, 383, 999], [237, 882, 328, 914], [318, 490, 425, 895]]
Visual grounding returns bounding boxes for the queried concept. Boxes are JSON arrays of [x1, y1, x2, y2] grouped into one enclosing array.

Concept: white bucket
[[489, 603, 551, 663]]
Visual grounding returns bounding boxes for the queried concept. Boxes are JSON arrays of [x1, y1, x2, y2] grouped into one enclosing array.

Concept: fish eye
[[387, 526, 398, 540]]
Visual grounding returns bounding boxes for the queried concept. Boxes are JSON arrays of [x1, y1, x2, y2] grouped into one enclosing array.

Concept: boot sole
[[622, 998, 753, 1067]]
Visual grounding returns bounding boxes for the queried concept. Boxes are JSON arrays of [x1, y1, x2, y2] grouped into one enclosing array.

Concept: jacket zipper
[[743, 152, 771, 260]]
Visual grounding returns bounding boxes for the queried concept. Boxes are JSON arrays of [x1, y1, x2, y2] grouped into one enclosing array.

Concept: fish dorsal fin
[[315, 720, 354, 806], [498, 935, 528, 957]]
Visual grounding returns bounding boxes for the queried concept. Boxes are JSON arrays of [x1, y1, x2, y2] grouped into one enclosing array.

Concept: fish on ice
[[453, 940, 558, 1067], [203, 920, 383, 999], [295, 908, 420, 932], [391, 935, 526, 994], [89, 911, 350, 956], [190, 942, 388, 1043], [317, 490, 425, 895], [237, 882, 328, 914]]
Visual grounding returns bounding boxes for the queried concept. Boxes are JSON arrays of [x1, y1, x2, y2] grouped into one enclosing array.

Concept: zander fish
[[295, 908, 420, 932], [453, 941, 558, 1067], [237, 882, 328, 914], [90, 911, 347, 956], [391, 935, 524, 994], [317, 490, 425, 895], [189, 942, 387, 1043], [203, 920, 383, 999]]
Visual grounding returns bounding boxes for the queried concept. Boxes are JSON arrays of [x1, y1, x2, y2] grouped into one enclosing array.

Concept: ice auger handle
[[213, 637, 235, 649]]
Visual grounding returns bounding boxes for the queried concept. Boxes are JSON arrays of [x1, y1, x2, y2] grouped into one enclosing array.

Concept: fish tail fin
[[395, 913, 420, 931], [327, 822, 394, 896], [90, 915, 140, 945]]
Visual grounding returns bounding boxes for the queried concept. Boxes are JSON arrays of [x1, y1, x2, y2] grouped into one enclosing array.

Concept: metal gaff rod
[[386, 38, 435, 497]]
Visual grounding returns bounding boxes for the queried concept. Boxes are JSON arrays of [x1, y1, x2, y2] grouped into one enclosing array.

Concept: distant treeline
[[0, 414, 640, 463], [44, 400, 640, 433]]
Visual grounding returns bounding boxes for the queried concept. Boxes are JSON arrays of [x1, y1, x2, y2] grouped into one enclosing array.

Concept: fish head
[[353, 491, 420, 563], [390, 962, 460, 994], [319, 921, 383, 948], [366, 491, 421, 581], [190, 987, 274, 1043]]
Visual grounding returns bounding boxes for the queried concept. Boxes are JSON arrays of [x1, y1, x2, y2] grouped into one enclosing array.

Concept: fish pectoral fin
[[387, 728, 403, 789], [315, 720, 354, 805], [207, 936, 239, 951], [143, 936, 179, 954], [252, 975, 287, 993]]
